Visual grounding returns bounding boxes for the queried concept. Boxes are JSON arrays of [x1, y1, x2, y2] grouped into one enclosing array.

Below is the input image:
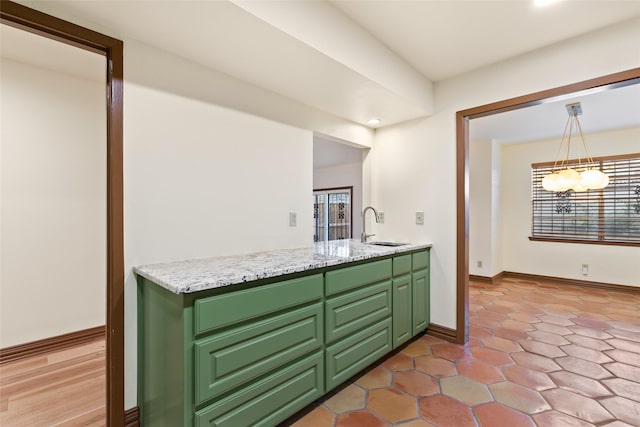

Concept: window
[[531, 153, 640, 245], [313, 187, 352, 242]]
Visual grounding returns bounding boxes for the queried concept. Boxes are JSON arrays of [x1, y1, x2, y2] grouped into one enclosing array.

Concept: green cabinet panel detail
[[412, 251, 430, 271], [194, 274, 323, 336], [392, 274, 412, 348], [325, 318, 392, 391], [194, 351, 324, 427], [139, 249, 429, 426], [325, 280, 392, 343], [412, 268, 430, 336], [392, 255, 411, 277], [325, 259, 392, 296], [194, 302, 323, 405]]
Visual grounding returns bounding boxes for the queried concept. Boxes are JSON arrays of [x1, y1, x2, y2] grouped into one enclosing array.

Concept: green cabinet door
[[194, 302, 323, 405], [411, 250, 430, 337], [412, 268, 430, 336], [392, 274, 412, 349], [325, 280, 392, 344], [194, 351, 324, 427], [325, 318, 392, 391]]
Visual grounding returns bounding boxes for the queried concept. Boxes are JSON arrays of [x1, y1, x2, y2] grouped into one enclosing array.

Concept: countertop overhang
[[134, 240, 432, 294]]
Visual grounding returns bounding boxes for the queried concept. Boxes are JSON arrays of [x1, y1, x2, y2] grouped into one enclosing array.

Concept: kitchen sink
[[366, 241, 408, 247]]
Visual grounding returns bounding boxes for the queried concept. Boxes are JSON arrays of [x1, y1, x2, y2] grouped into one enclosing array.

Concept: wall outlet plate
[[416, 211, 424, 225], [378, 212, 384, 223], [289, 212, 297, 227]]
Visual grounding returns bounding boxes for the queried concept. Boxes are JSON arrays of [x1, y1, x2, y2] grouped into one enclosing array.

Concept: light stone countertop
[[134, 239, 432, 294]]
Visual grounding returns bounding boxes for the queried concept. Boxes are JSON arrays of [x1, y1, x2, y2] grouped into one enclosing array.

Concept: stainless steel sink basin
[[366, 241, 408, 247]]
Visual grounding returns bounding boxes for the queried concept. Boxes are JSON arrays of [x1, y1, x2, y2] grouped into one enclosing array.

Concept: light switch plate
[[289, 212, 297, 227], [416, 212, 424, 225], [378, 212, 385, 223]]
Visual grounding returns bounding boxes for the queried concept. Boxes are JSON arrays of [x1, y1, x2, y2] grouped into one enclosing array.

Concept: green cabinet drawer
[[194, 302, 323, 405], [412, 269, 430, 336], [412, 250, 430, 271], [325, 318, 392, 390], [325, 280, 391, 344], [194, 274, 322, 336], [392, 274, 412, 349], [325, 259, 391, 296], [393, 255, 411, 277], [194, 351, 324, 427]]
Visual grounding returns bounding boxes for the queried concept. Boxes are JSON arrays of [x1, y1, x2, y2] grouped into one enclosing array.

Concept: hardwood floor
[[0, 339, 105, 426]]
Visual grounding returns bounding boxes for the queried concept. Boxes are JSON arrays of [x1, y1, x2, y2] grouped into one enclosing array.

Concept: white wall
[[501, 127, 640, 286], [372, 19, 640, 330], [469, 140, 493, 276], [313, 161, 363, 238], [123, 40, 315, 407], [0, 57, 106, 347]]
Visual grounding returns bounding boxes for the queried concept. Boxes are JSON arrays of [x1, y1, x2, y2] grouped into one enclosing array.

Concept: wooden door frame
[[455, 67, 640, 345], [0, 2, 125, 425]]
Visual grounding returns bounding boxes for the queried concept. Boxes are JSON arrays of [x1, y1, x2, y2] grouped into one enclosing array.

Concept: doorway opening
[[456, 68, 640, 345], [0, 2, 124, 425]]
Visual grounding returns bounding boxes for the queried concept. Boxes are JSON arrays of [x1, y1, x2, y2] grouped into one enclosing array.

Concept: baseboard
[[469, 272, 505, 285], [0, 325, 105, 365], [469, 274, 492, 284], [125, 406, 140, 427], [426, 323, 457, 342], [502, 271, 639, 293]]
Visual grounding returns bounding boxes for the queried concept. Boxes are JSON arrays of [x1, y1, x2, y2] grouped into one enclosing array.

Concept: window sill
[[529, 236, 639, 247]]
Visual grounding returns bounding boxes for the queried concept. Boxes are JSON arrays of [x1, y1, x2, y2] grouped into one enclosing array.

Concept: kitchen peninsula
[[135, 239, 432, 427]]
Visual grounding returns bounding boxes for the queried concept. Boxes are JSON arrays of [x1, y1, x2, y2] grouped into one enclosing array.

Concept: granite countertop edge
[[134, 240, 432, 295]]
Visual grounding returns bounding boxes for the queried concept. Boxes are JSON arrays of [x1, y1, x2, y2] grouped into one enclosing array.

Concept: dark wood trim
[[502, 271, 639, 294], [124, 407, 140, 427], [456, 67, 640, 347], [427, 323, 457, 343], [455, 110, 470, 345], [492, 271, 506, 284], [0, 326, 105, 365], [469, 275, 492, 284], [0, 2, 125, 426]]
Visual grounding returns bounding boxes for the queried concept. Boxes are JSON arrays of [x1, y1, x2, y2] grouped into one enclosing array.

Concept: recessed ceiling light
[[367, 118, 381, 125]]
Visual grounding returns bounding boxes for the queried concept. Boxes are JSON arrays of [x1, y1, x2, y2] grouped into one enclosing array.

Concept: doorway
[[0, 2, 124, 425], [456, 68, 640, 345]]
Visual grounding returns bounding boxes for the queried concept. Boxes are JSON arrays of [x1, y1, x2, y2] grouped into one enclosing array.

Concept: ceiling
[[15, 0, 640, 132]]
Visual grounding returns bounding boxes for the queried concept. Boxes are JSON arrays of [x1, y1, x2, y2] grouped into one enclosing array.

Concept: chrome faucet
[[361, 206, 380, 243]]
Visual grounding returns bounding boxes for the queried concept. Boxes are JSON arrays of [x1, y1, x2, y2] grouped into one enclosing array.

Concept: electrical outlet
[[378, 212, 385, 223], [289, 212, 297, 227], [477, 261, 483, 268], [416, 212, 424, 225], [582, 264, 588, 275]]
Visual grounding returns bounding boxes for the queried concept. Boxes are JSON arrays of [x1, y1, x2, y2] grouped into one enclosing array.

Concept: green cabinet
[[138, 274, 324, 427], [324, 259, 393, 390], [392, 274, 412, 348], [138, 249, 430, 426], [412, 251, 431, 336], [392, 250, 431, 348]]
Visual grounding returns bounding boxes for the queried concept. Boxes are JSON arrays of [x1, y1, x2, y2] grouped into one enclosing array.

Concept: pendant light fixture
[[541, 102, 609, 192]]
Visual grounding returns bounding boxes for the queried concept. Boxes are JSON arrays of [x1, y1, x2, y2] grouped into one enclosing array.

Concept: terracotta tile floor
[[288, 278, 640, 427]]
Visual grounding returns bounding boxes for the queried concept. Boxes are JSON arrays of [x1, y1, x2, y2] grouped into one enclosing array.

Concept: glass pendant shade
[[556, 168, 580, 191], [541, 102, 609, 193], [542, 173, 561, 191], [580, 168, 606, 188]]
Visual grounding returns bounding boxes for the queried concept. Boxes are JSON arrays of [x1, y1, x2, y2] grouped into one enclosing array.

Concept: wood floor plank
[[0, 339, 105, 426]]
